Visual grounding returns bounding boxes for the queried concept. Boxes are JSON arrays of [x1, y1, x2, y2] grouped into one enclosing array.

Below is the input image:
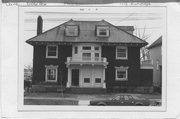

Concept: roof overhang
[[26, 41, 147, 47]]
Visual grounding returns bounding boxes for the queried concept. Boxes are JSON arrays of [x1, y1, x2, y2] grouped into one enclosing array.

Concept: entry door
[[71, 69, 79, 86]]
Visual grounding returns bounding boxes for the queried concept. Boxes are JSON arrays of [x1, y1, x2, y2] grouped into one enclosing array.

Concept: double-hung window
[[45, 65, 58, 82], [115, 67, 128, 81], [46, 45, 58, 58], [116, 46, 128, 59]]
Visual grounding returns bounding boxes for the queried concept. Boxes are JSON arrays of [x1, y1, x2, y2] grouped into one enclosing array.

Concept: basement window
[[46, 45, 58, 58], [97, 26, 109, 37], [65, 25, 78, 36]]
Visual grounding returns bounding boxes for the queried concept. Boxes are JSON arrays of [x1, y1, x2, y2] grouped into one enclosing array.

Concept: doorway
[[71, 69, 79, 86]]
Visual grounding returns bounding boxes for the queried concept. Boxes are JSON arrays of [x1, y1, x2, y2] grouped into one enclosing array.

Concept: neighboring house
[[148, 36, 162, 89], [26, 16, 153, 93]]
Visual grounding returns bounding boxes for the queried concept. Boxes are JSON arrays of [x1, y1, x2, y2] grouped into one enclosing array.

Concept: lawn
[[24, 99, 78, 105]]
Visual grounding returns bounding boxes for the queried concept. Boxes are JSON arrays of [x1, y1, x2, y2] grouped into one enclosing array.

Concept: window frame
[[115, 67, 128, 81], [45, 65, 58, 82], [116, 46, 128, 60], [96, 26, 110, 37], [46, 45, 58, 58], [65, 25, 79, 37], [84, 78, 90, 83]]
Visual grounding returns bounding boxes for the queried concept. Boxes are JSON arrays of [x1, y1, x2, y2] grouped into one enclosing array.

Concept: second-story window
[[46, 45, 58, 58], [65, 25, 78, 36], [82, 46, 91, 50], [97, 26, 109, 37], [82, 53, 91, 60], [116, 46, 128, 59]]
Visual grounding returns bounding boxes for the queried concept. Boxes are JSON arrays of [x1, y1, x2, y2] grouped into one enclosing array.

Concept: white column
[[103, 67, 106, 89], [67, 68, 71, 87], [91, 65, 94, 87]]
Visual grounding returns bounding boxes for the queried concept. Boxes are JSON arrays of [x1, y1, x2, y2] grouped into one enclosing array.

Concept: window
[[82, 46, 91, 50], [116, 67, 128, 81], [116, 46, 127, 59], [45, 65, 58, 82], [95, 53, 99, 61], [84, 78, 90, 83], [65, 25, 78, 36], [97, 26, 109, 37], [74, 46, 78, 54], [95, 78, 101, 83], [46, 45, 58, 58], [82, 53, 91, 60], [94, 47, 99, 51]]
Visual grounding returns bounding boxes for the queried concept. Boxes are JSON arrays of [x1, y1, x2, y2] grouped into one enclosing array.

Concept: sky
[[20, 6, 166, 66]]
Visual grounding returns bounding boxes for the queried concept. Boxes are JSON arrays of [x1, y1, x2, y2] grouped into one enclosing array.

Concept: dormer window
[[97, 26, 109, 37], [65, 25, 78, 36]]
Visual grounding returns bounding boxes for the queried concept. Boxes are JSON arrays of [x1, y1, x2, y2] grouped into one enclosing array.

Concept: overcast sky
[[20, 7, 166, 66]]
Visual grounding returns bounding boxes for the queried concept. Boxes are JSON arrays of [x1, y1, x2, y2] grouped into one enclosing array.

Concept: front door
[[71, 69, 79, 86]]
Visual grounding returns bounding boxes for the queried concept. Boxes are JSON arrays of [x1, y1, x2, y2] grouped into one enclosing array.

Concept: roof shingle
[[26, 19, 147, 46]]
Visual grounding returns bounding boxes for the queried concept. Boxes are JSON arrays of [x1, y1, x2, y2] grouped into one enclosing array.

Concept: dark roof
[[26, 19, 147, 46], [148, 36, 162, 49]]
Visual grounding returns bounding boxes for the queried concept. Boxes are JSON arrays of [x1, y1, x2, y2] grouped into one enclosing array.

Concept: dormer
[[96, 26, 110, 37], [65, 25, 79, 37]]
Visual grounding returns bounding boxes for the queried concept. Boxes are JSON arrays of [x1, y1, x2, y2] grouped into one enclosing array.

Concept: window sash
[[116, 47, 127, 59], [116, 69, 127, 80], [46, 68, 57, 82], [46, 46, 58, 58], [82, 46, 91, 50], [97, 26, 109, 37]]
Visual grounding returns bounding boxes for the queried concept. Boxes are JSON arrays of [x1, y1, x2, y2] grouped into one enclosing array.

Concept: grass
[[24, 99, 78, 105]]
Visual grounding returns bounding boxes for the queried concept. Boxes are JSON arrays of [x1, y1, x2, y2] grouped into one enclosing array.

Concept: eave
[[26, 41, 147, 47]]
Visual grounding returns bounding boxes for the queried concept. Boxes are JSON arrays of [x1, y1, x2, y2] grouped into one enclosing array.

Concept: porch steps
[[65, 87, 106, 94]]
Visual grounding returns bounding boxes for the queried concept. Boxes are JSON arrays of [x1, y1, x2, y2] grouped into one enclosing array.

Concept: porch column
[[103, 67, 106, 89], [67, 68, 71, 87]]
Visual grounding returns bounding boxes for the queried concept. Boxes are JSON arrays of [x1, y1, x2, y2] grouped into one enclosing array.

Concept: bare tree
[[134, 25, 151, 61]]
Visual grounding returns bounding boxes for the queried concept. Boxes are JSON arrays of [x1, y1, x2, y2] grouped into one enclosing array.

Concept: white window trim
[[116, 46, 128, 60], [97, 26, 110, 37], [115, 66, 128, 81], [45, 65, 58, 82], [46, 45, 58, 58]]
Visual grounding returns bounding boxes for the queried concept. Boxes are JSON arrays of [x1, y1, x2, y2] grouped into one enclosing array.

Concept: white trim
[[46, 45, 58, 58], [45, 65, 58, 82], [96, 26, 110, 37], [140, 66, 154, 69], [116, 46, 128, 60], [115, 66, 128, 81]]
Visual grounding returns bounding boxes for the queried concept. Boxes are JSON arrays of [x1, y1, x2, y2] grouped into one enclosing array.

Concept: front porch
[[66, 64, 107, 89]]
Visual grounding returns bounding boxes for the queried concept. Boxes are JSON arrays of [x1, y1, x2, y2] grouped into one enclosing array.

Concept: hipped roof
[[26, 19, 147, 46]]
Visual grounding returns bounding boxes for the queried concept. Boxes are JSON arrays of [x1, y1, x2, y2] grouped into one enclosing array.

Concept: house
[[148, 36, 162, 92], [26, 16, 153, 93]]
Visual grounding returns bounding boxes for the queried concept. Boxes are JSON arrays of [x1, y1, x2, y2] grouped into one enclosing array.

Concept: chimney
[[37, 16, 43, 35]]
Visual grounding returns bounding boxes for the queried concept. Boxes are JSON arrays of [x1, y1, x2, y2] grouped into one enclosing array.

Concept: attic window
[[65, 25, 78, 36], [97, 26, 109, 37]]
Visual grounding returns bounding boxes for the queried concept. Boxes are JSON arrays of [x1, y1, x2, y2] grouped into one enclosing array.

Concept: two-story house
[[26, 16, 153, 93]]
